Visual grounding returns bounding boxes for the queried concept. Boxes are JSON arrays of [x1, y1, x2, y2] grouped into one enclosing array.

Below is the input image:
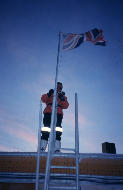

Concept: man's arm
[[41, 89, 54, 103], [58, 92, 69, 109]]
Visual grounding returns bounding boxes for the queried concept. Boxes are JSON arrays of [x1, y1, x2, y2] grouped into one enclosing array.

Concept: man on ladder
[[40, 82, 69, 152]]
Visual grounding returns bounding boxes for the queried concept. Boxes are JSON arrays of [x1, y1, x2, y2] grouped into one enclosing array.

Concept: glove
[[58, 92, 65, 101], [47, 89, 54, 97], [61, 91, 65, 96]]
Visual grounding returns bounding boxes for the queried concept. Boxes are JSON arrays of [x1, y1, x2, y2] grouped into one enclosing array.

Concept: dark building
[[102, 142, 116, 154]]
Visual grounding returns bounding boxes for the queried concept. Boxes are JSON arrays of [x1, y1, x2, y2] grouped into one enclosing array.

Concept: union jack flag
[[63, 28, 106, 50], [62, 33, 84, 51], [85, 28, 106, 46]]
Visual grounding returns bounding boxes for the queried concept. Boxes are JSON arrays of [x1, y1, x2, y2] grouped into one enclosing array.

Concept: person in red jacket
[[40, 82, 69, 152]]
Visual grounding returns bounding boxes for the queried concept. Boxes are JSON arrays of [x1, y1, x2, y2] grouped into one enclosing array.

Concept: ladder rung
[[48, 186, 76, 190], [60, 148, 75, 152], [50, 165, 76, 169]]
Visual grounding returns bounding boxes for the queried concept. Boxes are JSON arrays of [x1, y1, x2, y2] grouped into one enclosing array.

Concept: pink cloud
[[63, 111, 91, 127], [78, 113, 91, 126], [0, 111, 37, 146], [63, 112, 74, 126], [6, 126, 37, 145], [0, 145, 21, 152]]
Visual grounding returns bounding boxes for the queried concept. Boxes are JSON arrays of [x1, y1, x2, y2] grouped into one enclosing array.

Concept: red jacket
[[41, 93, 69, 115]]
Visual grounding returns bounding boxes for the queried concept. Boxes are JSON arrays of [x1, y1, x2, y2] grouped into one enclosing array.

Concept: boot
[[40, 139, 48, 152], [55, 140, 61, 153]]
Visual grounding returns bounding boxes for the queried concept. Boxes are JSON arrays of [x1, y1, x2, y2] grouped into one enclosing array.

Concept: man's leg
[[55, 114, 63, 152], [41, 113, 51, 151]]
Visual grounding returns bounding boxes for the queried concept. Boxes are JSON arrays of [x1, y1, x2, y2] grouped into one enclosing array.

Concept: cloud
[[22, 72, 55, 97], [4, 35, 39, 67], [0, 145, 21, 152], [6, 125, 37, 145], [80, 140, 99, 153], [63, 111, 91, 127], [0, 108, 37, 150]]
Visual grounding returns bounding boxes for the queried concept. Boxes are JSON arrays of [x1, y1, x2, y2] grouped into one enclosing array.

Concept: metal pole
[[75, 93, 79, 190], [52, 98, 57, 153], [43, 32, 61, 190], [35, 100, 42, 190]]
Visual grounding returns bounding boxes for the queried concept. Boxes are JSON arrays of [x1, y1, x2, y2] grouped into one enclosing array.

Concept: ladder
[[35, 100, 42, 190], [35, 93, 80, 190]]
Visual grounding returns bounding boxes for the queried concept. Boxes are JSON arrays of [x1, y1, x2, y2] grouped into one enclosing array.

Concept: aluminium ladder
[[35, 93, 80, 190], [35, 100, 42, 190]]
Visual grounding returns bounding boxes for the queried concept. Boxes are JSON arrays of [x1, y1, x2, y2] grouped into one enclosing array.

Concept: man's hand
[[61, 91, 65, 96], [58, 92, 65, 101], [47, 89, 54, 97]]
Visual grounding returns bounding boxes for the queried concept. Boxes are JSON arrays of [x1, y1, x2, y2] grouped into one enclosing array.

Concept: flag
[[63, 28, 106, 50], [62, 33, 84, 51], [85, 28, 106, 46]]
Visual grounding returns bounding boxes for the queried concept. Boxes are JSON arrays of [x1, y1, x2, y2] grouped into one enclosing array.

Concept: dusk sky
[[0, 0, 123, 154]]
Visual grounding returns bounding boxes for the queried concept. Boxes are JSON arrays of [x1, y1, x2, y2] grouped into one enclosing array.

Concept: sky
[[0, 0, 123, 154]]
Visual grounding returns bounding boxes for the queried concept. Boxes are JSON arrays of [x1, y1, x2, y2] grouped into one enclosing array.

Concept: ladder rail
[[44, 32, 61, 190], [35, 100, 42, 190], [75, 93, 79, 190], [43, 93, 57, 190]]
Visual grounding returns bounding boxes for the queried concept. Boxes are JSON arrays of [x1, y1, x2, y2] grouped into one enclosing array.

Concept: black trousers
[[41, 113, 63, 141]]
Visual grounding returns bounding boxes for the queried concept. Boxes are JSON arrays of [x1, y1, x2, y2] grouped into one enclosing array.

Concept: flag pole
[[44, 32, 61, 190]]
